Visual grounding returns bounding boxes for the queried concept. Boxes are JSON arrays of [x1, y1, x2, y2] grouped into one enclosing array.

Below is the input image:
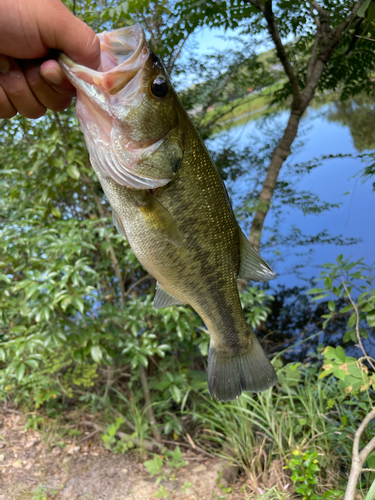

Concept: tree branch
[[247, 0, 301, 105], [341, 278, 375, 372], [344, 410, 375, 500], [330, 0, 364, 41], [141, 12, 158, 50], [167, 33, 190, 75], [310, 0, 329, 18], [312, 0, 364, 69], [125, 274, 152, 297], [247, 0, 264, 13], [306, 4, 321, 83]]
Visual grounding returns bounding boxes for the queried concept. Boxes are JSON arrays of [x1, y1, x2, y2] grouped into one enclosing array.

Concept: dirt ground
[[0, 408, 249, 500]]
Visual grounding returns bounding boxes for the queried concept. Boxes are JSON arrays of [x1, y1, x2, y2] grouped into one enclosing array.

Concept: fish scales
[[59, 24, 278, 401]]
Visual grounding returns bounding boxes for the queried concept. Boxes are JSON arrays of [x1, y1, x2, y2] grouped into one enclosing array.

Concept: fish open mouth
[[59, 24, 149, 97], [59, 26, 172, 190]]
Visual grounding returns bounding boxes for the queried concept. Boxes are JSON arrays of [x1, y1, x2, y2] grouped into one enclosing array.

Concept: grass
[[188, 361, 357, 496], [244, 485, 292, 499], [199, 81, 344, 137], [200, 82, 284, 133]]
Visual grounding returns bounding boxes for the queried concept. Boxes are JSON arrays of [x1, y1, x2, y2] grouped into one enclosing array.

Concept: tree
[[241, 0, 374, 252]]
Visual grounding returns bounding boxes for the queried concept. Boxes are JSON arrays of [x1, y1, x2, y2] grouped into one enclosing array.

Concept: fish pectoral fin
[[139, 192, 183, 247], [153, 283, 184, 309], [238, 229, 276, 282], [112, 210, 128, 239]]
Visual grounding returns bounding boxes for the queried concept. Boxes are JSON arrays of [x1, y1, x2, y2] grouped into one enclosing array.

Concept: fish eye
[[151, 76, 168, 98]]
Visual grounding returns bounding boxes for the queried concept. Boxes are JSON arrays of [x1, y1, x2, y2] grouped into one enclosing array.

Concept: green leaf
[[358, 0, 371, 17], [312, 294, 329, 301], [138, 354, 148, 368], [348, 312, 357, 328], [67, 164, 80, 180], [25, 358, 39, 369], [16, 363, 26, 382], [0, 348, 5, 361], [144, 455, 163, 477], [367, 312, 375, 327], [73, 297, 84, 314], [343, 330, 352, 342], [328, 301, 335, 312], [0, 273, 11, 284], [360, 328, 369, 339], [367, 451, 375, 470], [307, 288, 325, 294], [170, 384, 182, 403], [90, 345, 103, 363], [173, 446, 181, 461], [364, 479, 375, 500], [51, 207, 62, 218]]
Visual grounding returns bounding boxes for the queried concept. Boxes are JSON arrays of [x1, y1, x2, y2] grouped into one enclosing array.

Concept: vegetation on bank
[[197, 82, 284, 132]]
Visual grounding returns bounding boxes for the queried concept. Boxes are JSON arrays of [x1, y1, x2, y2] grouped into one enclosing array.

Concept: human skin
[[0, 0, 100, 119]]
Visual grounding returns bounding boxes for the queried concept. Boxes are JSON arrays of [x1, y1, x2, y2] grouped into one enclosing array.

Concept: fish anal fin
[[153, 282, 184, 309], [112, 210, 128, 240], [139, 192, 183, 247], [238, 230, 276, 282]]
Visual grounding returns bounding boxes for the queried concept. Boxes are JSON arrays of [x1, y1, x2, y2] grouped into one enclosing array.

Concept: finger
[[22, 60, 73, 112], [0, 56, 46, 119], [39, 59, 76, 95], [40, 1, 101, 69], [0, 85, 17, 119]]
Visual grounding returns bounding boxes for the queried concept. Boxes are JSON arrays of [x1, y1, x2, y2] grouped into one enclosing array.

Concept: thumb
[[42, 1, 100, 70]]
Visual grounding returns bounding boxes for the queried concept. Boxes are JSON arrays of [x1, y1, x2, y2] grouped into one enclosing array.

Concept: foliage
[[190, 359, 373, 494], [307, 256, 375, 498], [284, 448, 344, 500], [364, 479, 375, 500], [308, 255, 375, 351], [321, 345, 374, 398], [144, 446, 187, 484], [102, 416, 136, 453]]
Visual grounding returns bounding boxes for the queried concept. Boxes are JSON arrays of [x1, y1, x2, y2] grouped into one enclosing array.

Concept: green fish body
[[59, 25, 277, 401]]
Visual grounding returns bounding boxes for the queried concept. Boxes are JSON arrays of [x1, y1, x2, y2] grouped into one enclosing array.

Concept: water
[[212, 100, 375, 288]]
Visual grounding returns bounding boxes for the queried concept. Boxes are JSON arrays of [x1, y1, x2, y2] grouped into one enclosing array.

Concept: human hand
[[0, 0, 100, 119]]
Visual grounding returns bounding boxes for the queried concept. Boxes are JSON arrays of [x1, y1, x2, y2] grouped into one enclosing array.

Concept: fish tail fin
[[207, 337, 277, 402]]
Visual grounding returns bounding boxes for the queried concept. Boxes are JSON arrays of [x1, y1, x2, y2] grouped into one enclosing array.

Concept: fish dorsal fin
[[153, 283, 184, 309], [112, 210, 128, 239], [238, 229, 276, 282], [140, 192, 183, 247]]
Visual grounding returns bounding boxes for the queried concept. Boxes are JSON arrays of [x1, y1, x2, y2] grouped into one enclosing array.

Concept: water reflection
[[327, 96, 375, 152]]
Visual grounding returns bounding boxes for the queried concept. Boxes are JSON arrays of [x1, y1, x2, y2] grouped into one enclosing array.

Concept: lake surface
[[212, 100, 375, 289]]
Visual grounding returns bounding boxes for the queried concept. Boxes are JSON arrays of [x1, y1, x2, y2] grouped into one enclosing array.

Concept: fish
[[59, 24, 278, 401]]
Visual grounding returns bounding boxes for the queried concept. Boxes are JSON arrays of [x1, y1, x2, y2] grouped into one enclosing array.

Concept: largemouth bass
[[59, 24, 278, 401]]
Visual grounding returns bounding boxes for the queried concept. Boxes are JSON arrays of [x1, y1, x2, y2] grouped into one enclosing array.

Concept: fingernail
[[0, 56, 10, 75], [42, 69, 64, 86]]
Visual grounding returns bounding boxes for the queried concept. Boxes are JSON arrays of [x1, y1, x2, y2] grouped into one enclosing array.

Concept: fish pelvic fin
[[207, 337, 277, 402], [112, 210, 128, 239], [153, 282, 184, 309]]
